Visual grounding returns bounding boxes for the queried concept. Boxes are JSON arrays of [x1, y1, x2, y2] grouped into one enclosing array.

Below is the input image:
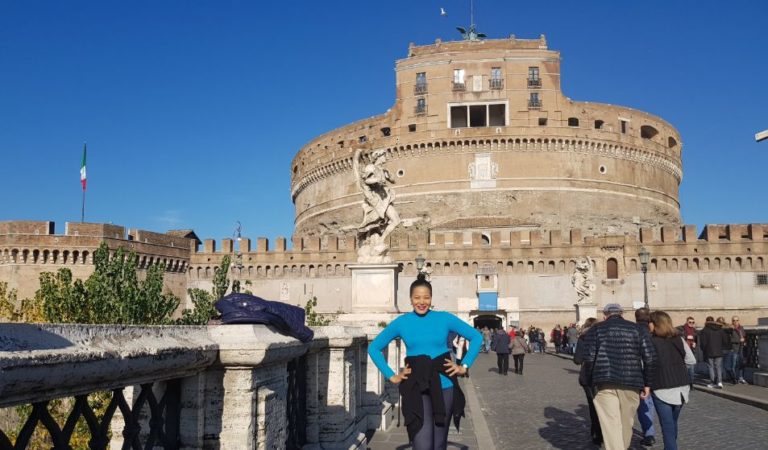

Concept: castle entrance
[[473, 314, 503, 330]]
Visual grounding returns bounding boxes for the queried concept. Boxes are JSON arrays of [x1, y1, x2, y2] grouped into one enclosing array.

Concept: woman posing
[[368, 274, 482, 450], [649, 311, 696, 450], [573, 317, 602, 446]]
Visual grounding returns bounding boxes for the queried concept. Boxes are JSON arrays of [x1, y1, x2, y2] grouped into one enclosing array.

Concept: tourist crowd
[[470, 311, 749, 450]]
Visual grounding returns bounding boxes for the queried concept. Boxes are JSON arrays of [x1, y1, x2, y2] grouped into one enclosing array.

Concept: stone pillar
[[575, 302, 598, 325], [304, 326, 368, 450], [204, 325, 310, 450], [360, 327, 397, 431]]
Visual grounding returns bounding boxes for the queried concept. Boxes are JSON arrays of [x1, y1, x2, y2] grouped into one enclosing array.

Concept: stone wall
[[0, 323, 400, 450]]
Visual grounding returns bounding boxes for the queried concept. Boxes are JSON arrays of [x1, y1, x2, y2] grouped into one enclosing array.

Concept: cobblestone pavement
[[470, 351, 768, 449]]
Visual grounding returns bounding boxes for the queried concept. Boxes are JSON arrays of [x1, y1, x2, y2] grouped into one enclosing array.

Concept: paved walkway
[[368, 351, 768, 449], [471, 351, 768, 449]]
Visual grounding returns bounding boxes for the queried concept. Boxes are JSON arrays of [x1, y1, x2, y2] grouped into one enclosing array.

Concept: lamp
[[638, 246, 650, 309], [415, 254, 425, 273]]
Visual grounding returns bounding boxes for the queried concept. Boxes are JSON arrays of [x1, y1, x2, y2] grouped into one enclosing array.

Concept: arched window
[[641, 125, 659, 139], [606, 258, 619, 279], [568, 117, 579, 127]]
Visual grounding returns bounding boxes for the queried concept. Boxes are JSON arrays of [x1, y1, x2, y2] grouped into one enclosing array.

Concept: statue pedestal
[[349, 264, 400, 314], [575, 302, 598, 325]]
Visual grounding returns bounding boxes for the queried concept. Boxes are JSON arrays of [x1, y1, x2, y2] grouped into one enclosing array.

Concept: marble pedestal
[[575, 302, 598, 325], [336, 264, 400, 327]]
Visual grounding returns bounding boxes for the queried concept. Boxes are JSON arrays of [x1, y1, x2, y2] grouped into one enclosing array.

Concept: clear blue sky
[[2, 1, 766, 243]]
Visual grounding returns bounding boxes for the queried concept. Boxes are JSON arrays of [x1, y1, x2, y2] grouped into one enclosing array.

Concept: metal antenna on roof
[[456, 0, 486, 41]]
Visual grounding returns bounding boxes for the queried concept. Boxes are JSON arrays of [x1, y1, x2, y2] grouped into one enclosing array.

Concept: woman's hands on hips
[[444, 358, 467, 377], [389, 364, 412, 384]]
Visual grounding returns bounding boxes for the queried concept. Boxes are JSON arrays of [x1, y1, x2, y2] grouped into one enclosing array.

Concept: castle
[[2, 35, 767, 329]]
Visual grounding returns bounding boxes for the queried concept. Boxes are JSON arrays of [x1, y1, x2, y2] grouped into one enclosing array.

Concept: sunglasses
[[687, 321, 695, 324]]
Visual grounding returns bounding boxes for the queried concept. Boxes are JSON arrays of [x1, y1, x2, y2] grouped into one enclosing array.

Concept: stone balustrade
[[0, 323, 401, 449]]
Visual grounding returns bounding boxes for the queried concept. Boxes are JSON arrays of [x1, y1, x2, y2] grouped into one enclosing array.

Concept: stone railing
[[0, 323, 402, 449]]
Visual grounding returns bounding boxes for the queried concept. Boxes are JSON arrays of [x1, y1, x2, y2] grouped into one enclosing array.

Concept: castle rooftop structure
[[291, 35, 683, 237]]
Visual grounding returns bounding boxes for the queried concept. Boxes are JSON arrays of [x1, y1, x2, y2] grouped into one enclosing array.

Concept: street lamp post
[[638, 246, 651, 309], [232, 221, 244, 293], [415, 254, 426, 277]]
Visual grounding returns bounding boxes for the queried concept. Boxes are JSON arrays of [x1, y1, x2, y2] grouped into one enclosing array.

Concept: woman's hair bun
[[416, 272, 427, 281]]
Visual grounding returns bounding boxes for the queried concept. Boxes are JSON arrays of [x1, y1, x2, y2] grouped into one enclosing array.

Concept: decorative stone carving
[[353, 149, 401, 263], [468, 153, 498, 189], [571, 257, 595, 304]]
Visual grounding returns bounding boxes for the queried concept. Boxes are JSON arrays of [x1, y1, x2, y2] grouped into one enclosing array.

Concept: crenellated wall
[[0, 221, 194, 302], [187, 223, 768, 328]]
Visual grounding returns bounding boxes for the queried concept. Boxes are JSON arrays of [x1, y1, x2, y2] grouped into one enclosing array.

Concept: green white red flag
[[80, 144, 87, 191]]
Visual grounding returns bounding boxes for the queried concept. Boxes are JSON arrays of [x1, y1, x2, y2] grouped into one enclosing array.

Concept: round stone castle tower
[[291, 35, 682, 237]]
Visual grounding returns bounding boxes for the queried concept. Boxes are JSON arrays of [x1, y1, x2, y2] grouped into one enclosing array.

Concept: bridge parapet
[[0, 324, 393, 449]]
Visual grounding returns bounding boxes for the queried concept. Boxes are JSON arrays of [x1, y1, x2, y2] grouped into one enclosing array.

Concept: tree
[[37, 243, 179, 325], [178, 256, 231, 325], [0, 281, 18, 320]]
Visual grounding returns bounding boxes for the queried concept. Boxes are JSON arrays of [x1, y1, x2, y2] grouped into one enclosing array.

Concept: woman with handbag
[[510, 332, 530, 374], [649, 310, 696, 450]]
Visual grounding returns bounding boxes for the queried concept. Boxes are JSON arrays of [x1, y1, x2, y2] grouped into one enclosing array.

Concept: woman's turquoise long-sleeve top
[[368, 310, 483, 388]]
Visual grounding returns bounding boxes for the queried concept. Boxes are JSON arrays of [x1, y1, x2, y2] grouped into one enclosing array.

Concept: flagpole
[[80, 142, 87, 223]]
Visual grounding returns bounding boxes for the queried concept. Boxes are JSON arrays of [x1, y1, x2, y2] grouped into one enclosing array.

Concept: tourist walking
[[649, 310, 696, 450], [676, 316, 698, 386], [580, 304, 657, 450], [510, 332, 529, 374], [635, 308, 657, 447], [368, 274, 483, 450], [566, 324, 579, 354], [551, 325, 562, 353], [573, 317, 602, 446], [727, 316, 747, 384], [699, 316, 729, 389], [492, 328, 511, 375], [538, 329, 546, 353], [481, 327, 492, 353]]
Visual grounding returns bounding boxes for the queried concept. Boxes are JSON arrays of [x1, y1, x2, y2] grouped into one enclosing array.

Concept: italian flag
[[80, 144, 87, 191]]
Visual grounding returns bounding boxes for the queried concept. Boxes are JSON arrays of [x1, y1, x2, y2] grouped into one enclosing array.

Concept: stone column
[[304, 326, 368, 450], [204, 325, 309, 450]]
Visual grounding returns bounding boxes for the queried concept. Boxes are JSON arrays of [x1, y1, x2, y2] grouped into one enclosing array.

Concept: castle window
[[620, 119, 628, 134], [358, 135, 367, 144], [668, 136, 678, 148], [528, 67, 541, 87], [488, 104, 505, 126], [450, 106, 468, 128], [528, 93, 541, 109], [380, 127, 391, 137], [408, 124, 417, 132], [607, 258, 619, 279], [450, 103, 507, 128], [469, 105, 486, 127], [568, 117, 579, 127], [641, 125, 659, 139], [415, 97, 427, 115], [490, 67, 503, 89], [453, 69, 466, 90], [538, 117, 548, 126], [757, 273, 768, 286], [415, 72, 427, 94], [595, 120, 604, 129]]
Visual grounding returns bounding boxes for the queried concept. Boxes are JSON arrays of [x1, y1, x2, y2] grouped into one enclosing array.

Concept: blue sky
[[1, 1, 767, 243]]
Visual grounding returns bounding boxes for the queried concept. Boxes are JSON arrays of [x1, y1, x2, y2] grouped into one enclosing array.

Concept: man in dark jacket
[[581, 303, 657, 450], [491, 329, 511, 375], [698, 316, 729, 388]]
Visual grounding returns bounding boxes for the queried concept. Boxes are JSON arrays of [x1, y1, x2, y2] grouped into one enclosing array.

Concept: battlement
[[190, 223, 768, 259]]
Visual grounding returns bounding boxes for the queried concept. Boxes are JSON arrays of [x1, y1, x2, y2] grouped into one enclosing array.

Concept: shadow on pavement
[[538, 405, 598, 449]]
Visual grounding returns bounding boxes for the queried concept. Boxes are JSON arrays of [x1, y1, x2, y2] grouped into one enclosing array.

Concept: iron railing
[[0, 381, 181, 450], [528, 78, 542, 88], [528, 99, 542, 109], [414, 105, 427, 115], [414, 83, 428, 95], [489, 78, 504, 90], [286, 355, 308, 450], [744, 327, 767, 368], [452, 82, 466, 92]]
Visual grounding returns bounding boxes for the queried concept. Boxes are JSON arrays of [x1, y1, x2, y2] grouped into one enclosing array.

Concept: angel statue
[[571, 257, 595, 304], [352, 148, 401, 263]]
